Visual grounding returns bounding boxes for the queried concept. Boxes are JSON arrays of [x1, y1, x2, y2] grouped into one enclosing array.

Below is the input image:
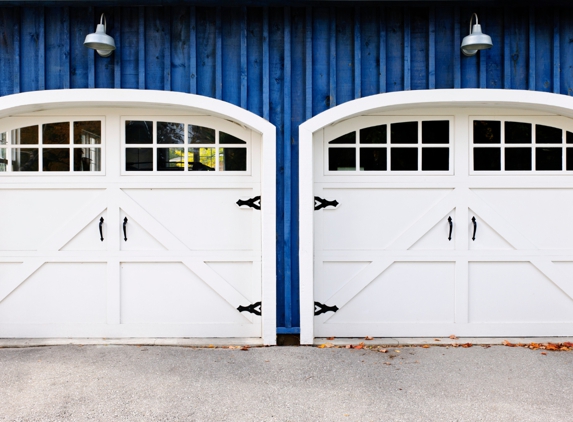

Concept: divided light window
[[0, 121, 102, 172], [327, 120, 451, 172], [124, 121, 247, 172], [472, 120, 573, 172]]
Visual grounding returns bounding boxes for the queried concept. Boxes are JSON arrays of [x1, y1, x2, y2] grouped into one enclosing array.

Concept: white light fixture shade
[[84, 14, 116, 57], [461, 14, 493, 57]]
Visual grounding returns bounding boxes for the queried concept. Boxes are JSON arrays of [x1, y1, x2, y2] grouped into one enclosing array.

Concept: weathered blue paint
[[3, 4, 573, 333]]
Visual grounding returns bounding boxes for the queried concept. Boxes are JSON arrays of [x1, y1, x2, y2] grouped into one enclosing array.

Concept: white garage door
[[0, 108, 264, 338], [312, 110, 573, 338]]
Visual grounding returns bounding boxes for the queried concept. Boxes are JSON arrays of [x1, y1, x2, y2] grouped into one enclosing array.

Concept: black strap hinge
[[314, 196, 339, 211], [238, 301, 262, 316], [237, 196, 261, 210], [314, 301, 339, 316]]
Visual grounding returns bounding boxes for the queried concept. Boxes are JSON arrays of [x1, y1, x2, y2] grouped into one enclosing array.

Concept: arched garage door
[[0, 90, 276, 344], [300, 90, 573, 343]]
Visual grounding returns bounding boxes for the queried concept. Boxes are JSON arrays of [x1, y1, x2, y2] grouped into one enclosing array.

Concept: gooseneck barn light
[[461, 13, 493, 57], [84, 13, 116, 57]]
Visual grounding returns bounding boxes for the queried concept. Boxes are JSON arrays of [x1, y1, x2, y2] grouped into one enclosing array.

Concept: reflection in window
[[12, 148, 39, 171], [219, 148, 247, 171], [12, 126, 38, 145], [360, 125, 386, 144], [43, 122, 69, 144], [188, 148, 215, 171], [157, 148, 184, 171], [360, 148, 386, 170], [74, 148, 101, 171], [43, 148, 70, 171], [126, 121, 153, 144], [0, 133, 5, 172], [220, 132, 247, 144], [505, 122, 531, 144], [188, 125, 215, 144], [158, 122, 184, 144], [474, 121, 500, 144], [126, 148, 152, 171], [536, 125, 562, 144], [74, 121, 101, 144]]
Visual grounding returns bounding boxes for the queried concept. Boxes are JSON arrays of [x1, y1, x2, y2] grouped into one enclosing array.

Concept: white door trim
[[0, 89, 276, 345], [299, 89, 573, 344]]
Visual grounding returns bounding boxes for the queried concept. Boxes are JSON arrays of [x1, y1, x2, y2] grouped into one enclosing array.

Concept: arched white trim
[[299, 89, 573, 344], [0, 89, 276, 345]]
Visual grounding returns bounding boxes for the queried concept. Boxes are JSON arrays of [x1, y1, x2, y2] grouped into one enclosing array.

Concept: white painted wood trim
[[0, 89, 276, 345], [299, 89, 573, 344]]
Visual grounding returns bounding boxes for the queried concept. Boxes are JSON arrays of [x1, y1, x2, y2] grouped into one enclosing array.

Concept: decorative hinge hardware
[[237, 301, 262, 316], [237, 196, 261, 210], [314, 196, 339, 211], [314, 301, 339, 316]]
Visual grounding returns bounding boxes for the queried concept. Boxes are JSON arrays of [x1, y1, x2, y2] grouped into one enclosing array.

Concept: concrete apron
[[1, 337, 573, 348]]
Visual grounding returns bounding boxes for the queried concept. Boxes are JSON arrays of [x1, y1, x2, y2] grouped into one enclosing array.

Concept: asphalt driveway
[[1, 344, 572, 421]]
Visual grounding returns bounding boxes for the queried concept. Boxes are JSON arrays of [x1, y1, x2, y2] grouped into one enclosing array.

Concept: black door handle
[[448, 216, 453, 241], [472, 216, 477, 241], [123, 217, 128, 241], [99, 217, 104, 241]]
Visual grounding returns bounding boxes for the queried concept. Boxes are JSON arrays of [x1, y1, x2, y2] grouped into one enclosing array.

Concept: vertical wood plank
[[529, 5, 535, 90], [360, 7, 379, 97], [335, 7, 353, 105], [312, 7, 329, 114], [222, 7, 241, 106], [510, 7, 528, 90], [435, 7, 453, 89], [13, 8, 20, 94], [329, 7, 336, 107], [403, 7, 411, 90], [63, 7, 70, 89], [386, 6, 404, 92], [95, 7, 114, 88], [114, 7, 121, 88], [504, 7, 511, 88], [196, 7, 216, 98], [283, 6, 292, 328], [479, 8, 487, 88], [428, 6, 435, 89], [189, 6, 197, 94], [120, 7, 138, 89], [138, 6, 145, 89], [0, 8, 15, 96], [485, 7, 503, 89], [38, 6, 45, 90], [354, 6, 361, 99], [553, 10, 560, 94], [144, 6, 164, 90], [241, 6, 248, 109], [379, 6, 386, 93], [453, 6, 460, 89], [170, 6, 189, 93], [559, 8, 573, 95], [411, 7, 429, 90], [262, 7, 270, 120], [460, 7, 478, 88], [535, 8, 552, 92], [164, 6, 171, 91], [246, 7, 262, 115], [305, 6, 312, 120], [216, 7, 222, 100]]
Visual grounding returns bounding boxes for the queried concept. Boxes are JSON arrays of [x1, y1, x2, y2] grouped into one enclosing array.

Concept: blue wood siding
[[2, 4, 573, 333]]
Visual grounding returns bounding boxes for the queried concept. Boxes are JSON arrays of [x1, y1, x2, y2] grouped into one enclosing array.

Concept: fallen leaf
[[422, 345, 430, 348], [461, 343, 473, 348], [541, 352, 547, 355], [434, 338, 440, 342], [503, 340, 515, 347], [529, 342, 541, 350], [545, 343, 559, 351], [318, 344, 327, 349], [395, 350, 401, 353], [346, 344, 352, 349], [208, 344, 215, 348], [324, 343, 334, 348], [378, 348, 388, 353], [240, 345, 250, 351], [365, 336, 374, 341], [354, 342, 365, 350], [384, 362, 391, 365], [563, 342, 573, 348], [451, 343, 459, 348], [449, 334, 457, 339], [482, 345, 491, 349], [327, 337, 335, 340]]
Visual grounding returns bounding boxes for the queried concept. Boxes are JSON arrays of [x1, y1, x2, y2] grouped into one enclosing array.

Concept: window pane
[[536, 125, 562, 144], [505, 122, 532, 144], [126, 121, 153, 144], [12, 126, 38, 145], [0, 132, 6, 145], [567, 148, 573, 170], [43, 122, 69, 145], [126, 148, 153, 171], [505, 148, 532, 171], [391, 148, 418, 170], [360, 125, 387, 144], [157, 148, 184, 171], [188, 125, 215, 144], [0, 148, 6, 172], [219, 148, 247, 171], [157, 122, 184, 144], [360, 148, 387, 171], [329, 132, 356, 144], [422, 148, 449, 171], [12, 148, 38, 171], [474, 148, 501, 171], [329, 148, 355, 170], [391, 122, 418, 144], [188, 147, 216, 171], [74, 121, 101, 144], [536, 148, 562, 170], [43, 148, 70, 171], [567, 132, 573, 144], [422, 121, 449, 144], [74, 148, 101, 171], [473, 121, 500, 144], [220, 132, 247, 144]]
